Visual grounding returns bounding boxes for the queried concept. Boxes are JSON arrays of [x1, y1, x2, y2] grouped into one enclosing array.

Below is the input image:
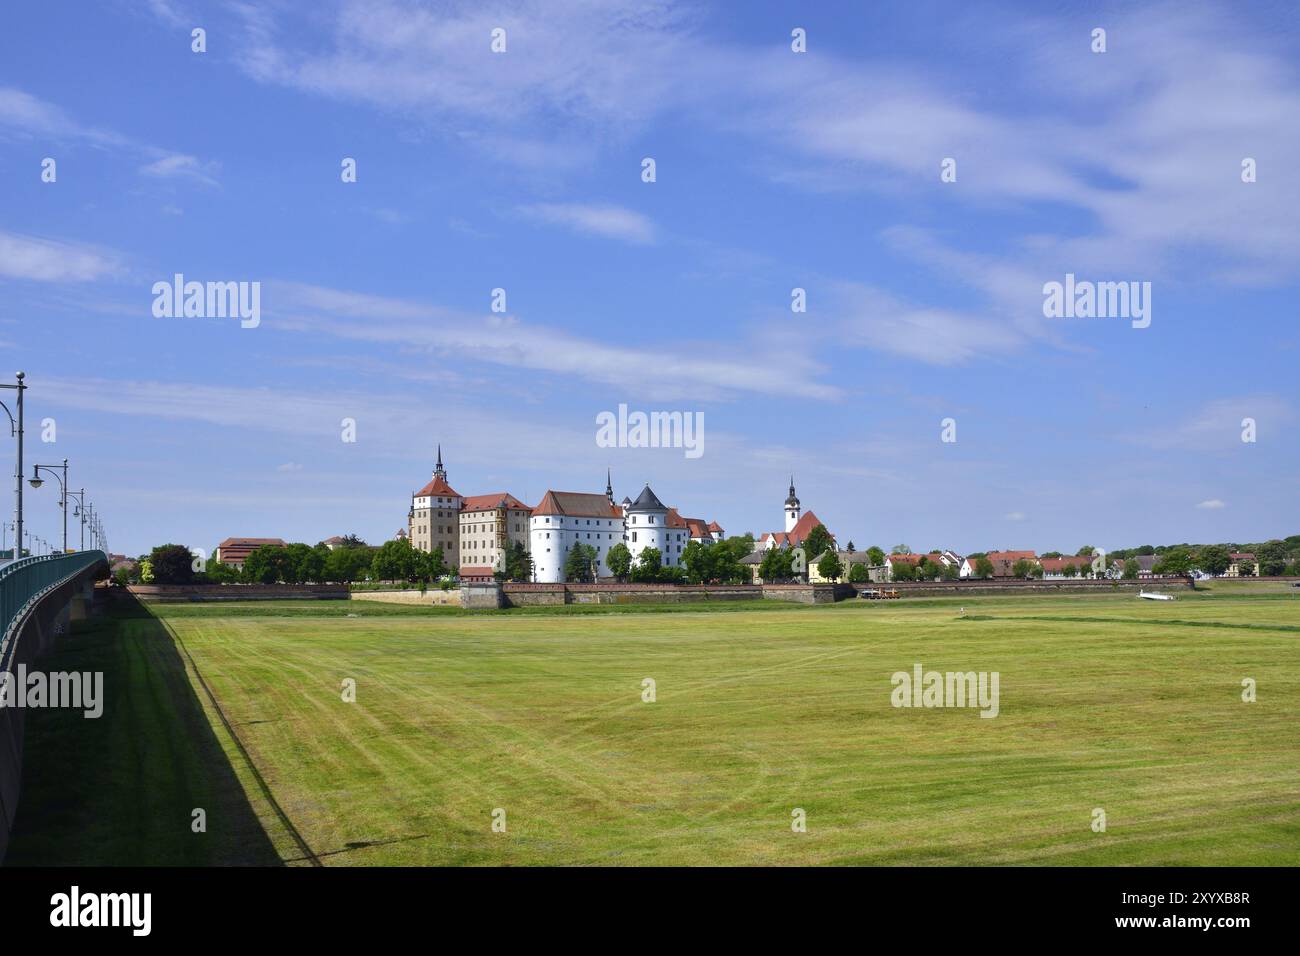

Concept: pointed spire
[[605, 467, 614, 502], [434, 444, 446, 480]]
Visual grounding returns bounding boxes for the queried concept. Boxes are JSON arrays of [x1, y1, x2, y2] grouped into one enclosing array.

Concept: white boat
[[1138, 591, 1175, 601]]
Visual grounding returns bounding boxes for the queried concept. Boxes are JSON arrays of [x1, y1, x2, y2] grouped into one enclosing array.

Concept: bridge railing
[[0, 551, 108, 661]]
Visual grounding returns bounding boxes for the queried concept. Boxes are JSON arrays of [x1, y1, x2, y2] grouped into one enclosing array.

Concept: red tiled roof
[[458, 565, 495, 575], [1229, 552, 1256, 561], [888, 552, 945, 566], [707, 521, 723, 532], [760, 510, 830, 549], [532, 491, 622, 518], [414, 476, 460, 498], [217, 537, 285, 548], [985, 550, 1038, 562], [683, 517, 710, 536], [461, 492, 531, 513], [665, 508, 689, 529], [324, 535, 345, 544], [1040, 555, 1093, 572]]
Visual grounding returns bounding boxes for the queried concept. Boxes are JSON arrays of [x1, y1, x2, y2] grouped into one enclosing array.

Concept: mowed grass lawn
[[13, 587, 1300, 865]]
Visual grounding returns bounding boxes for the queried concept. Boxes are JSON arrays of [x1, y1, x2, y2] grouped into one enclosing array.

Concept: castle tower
[[784, 476, 801, 533], [605, 468, 614, 506], [434, 444, 446, 481]]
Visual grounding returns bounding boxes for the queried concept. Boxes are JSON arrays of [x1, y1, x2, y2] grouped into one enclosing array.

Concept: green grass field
[[8, 585, 1300, 865]]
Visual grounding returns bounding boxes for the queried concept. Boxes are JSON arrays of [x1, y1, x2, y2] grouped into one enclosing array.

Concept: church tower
[[784, 476, 801, 532], [434, 444, 447, 481], [605, 468, 614, 506]]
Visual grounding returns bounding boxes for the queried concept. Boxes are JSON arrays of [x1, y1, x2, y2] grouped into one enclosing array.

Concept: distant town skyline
[[2, 0, 1297, 555]]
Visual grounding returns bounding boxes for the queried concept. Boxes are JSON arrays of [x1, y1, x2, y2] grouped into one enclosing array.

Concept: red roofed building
[[408, 445, 461, 562], [1039, 555, 1097, 578], [215, 537, 286, 568], [760, 511, 832, 551], [961, 550, 1040, 578], [459, 492, 532, 575], [530, 473, 627, 582]]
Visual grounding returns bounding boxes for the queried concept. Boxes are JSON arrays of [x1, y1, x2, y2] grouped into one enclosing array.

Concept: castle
[[408, 451, 723, 583]]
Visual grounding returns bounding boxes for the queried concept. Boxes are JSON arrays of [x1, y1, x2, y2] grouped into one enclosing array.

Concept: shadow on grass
[[4, 591, 283, 866]]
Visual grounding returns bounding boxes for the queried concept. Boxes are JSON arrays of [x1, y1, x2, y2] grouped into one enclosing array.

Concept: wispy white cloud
[[1122, 396, 1294, 452], [0, 86, 219, 185], [0, 230, 120, 282], [266, 281, 841, 402], [139, 153, 220, 186], [517, 202, 655, 244], [1195, 499, 1226, 510]]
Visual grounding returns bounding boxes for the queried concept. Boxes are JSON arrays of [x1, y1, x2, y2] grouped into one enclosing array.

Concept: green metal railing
[[0, 551, 107, 656]]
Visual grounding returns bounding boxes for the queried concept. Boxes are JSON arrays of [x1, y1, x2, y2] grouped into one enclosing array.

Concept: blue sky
[[1, 0, 1297, 557]]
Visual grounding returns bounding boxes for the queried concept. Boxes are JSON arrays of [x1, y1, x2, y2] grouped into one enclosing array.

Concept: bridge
[[0, 550, 109, 860]]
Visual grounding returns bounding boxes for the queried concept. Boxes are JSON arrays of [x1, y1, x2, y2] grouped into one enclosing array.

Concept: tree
[[845, 540, 856, 553], [139, 560, 154, 583], [243, 544, 288, 584], [848, 562, 870, 583], [324, 544, 369, 583], [149, 543, 195, 585], [1154, 547, 1192, 576], [1258, 540, 1288, 577], [1122, 558, 1140, 580], [1076, 545, 1095, 557], [758, 547, 795, 583], [565, 543, 599, 583], [203, 559, 240, 584], [339, 533, 368, 549], [1237, 560, 1256, 577], [866, 546, 886, 567], [975, 556, 995, 578], [606, 542, 633, 582], [891, 562, 916, 582], [503, 541, 532, 582], [113, 566, 132, 587], [1042, 551, 1063, 559], [891, 544, 912, 555], [803, 525, 834, 564], [682, 540, 713, 584], [372, 538, 418, 582], [1011, 558, 1035, 579], [630, 546, 662, 583], [299, 544, 329, 583], [1197, 544, 1231, 577], [816, 551, 844, 582], [1062, 563, 1078, 578]]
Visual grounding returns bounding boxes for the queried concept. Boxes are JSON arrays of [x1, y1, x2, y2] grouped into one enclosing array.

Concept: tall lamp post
[[0, 372, 25, 560], [66, 489, 87, 551], [29, 457, 68, 554]]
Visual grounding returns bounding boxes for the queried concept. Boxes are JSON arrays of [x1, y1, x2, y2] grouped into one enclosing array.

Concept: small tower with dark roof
[[605, 468, 614, 506], [784, 476, 801, 533], [434, 444, 447, 481]]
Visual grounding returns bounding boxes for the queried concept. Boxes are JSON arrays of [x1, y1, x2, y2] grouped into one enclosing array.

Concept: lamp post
[[0, 372, 25, 562], [66, 489, 87, 551], [29, 457, 68, 554]]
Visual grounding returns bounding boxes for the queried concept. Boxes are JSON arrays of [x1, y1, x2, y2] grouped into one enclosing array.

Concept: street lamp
[[67, 488, 87, 551], [0, 372, 25, 562], [29, 457, 68, 554]]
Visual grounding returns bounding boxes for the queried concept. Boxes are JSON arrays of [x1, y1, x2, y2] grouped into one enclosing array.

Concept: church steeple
[[605, 468, 614, 504], [433, 444, 446, 481], [784, 476, 801, 532]]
